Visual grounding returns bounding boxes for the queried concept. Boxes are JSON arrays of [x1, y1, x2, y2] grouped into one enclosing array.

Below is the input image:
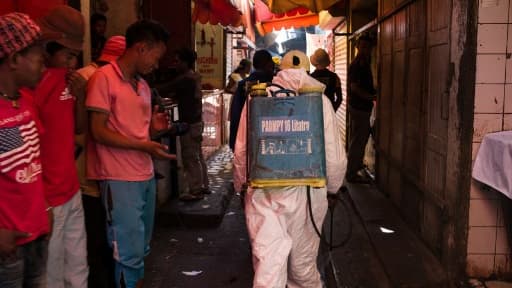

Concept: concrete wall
[[81, 0, 91, 65], [105, 0, 138, 37], [468, 0, 512, 278]]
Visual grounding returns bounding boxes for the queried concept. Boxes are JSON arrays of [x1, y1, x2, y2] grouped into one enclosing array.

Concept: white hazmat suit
[[233, 68, 346, 288]]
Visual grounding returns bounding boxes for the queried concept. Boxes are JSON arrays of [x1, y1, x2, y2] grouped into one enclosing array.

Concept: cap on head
[[310, 48, 330, 68], [98, 35, 125, 63], [280, 50, 310, 71], [0, 13, 41, 59], [37, 5, 85, 51]]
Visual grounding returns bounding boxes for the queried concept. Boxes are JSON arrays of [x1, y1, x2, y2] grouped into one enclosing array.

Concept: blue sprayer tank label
[[248, 94, 326, 188]]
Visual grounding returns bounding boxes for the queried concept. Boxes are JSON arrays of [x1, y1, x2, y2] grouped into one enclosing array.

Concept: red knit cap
[[0, 13, 41, 59], [98, 36, 126, 63]]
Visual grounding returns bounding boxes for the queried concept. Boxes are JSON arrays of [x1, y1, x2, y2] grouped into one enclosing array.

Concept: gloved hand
[[327, 192, 339, 209]]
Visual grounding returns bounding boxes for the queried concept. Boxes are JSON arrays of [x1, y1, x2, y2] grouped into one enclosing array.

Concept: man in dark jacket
[[310, 48, 342, 112], [346, 34, 377, 183], [169, 48, 209, 200], [229, 50, 275, 151]]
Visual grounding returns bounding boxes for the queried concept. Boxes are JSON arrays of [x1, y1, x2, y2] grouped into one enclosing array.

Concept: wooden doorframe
[[443, 0, 477, 279]]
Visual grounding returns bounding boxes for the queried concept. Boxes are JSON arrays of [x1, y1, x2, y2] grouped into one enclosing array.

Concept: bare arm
[[0, 229, 30, 256], [89, 110, 176, 160], [149, 105, 172, 139]]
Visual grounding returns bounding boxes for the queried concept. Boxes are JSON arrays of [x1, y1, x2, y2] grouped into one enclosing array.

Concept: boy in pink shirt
[[87, 20, 174, 288], [77, 35, 125, 288]]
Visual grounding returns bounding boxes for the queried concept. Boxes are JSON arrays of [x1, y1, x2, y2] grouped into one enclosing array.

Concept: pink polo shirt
[[85, 62, 153, 181]]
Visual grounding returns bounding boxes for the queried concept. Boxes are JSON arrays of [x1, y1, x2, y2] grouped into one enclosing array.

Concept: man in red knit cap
[[0, 12, 50, 288]]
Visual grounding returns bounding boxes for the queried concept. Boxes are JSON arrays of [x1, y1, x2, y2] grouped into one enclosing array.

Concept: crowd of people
[[0, 4, 375, 288], [228, 38, 376, 287], [0, 6, 179, 288], [229, 37, 376, 186]]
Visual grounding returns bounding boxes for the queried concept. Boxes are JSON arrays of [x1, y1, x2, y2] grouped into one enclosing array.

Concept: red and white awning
[[192, 0, 243, 27], [262, 0, 341, 14], [254, 0, 319, 35]]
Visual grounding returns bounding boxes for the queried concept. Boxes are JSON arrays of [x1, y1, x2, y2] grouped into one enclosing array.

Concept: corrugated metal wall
[[225, 33, 233, 88], [333, 25, 348, 149]]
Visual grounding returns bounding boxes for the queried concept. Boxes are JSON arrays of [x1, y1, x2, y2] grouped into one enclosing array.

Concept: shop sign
[[195, 23, 224, 89]]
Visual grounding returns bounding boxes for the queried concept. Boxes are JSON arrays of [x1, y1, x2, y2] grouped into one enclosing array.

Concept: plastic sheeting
[[473, 131, 512, 199]]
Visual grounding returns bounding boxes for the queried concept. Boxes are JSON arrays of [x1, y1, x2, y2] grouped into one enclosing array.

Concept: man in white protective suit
[[233, 50, 347, 288]]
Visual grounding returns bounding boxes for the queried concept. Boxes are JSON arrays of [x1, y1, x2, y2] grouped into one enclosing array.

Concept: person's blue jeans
[[0, 236, 48, 288], [100, 178, 156, 288]]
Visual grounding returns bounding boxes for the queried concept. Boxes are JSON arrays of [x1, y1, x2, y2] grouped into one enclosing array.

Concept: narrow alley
[[3, 0, 512, 287], [144, 147, 448, 288]]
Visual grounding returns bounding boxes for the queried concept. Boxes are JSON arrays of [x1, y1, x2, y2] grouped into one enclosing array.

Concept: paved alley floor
[[145, 188, 393, 288], [145, 147, 393, 288], [143, 147, 512, 288], [145, 194, 254, 288], [145, 147, 253, 287]]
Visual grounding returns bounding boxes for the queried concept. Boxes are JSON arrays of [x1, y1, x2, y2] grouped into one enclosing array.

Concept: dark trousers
[[346, 106, 372, 178], [180, 122, 209, 193], [82, 194, 115, 288], [0, 237, 47, 288]]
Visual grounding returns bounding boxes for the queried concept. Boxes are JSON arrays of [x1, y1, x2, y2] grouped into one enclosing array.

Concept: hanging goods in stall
[[247, 84, 326, 188]]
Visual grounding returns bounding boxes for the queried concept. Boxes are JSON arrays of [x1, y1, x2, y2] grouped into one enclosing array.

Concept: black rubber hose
[[307, 186, 352, 250]]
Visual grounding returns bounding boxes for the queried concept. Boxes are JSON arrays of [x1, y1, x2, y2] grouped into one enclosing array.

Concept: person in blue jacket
[[229, 50, 274, 151]]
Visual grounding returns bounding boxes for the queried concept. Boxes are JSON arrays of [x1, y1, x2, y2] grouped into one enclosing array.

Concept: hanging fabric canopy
[[231, 0, 256, 42], [192, 0, 243, 27], [262, 0, 341, 14], [255, 0, 319, 35]]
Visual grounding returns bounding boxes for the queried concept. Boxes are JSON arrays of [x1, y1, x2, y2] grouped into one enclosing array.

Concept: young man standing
[[310, 48, 343, 112], [90, 13, 107, 61], [30, 5, 89, 288], [346, 34, 376, 183], [229, 50, 275, 151], [0, 13, 49, 288], [86, 20, 173, 288], [163, 48, 209, 201], [77, 35, 126, 288]]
